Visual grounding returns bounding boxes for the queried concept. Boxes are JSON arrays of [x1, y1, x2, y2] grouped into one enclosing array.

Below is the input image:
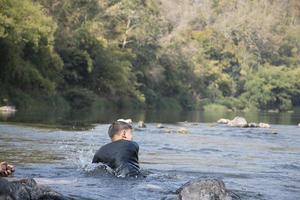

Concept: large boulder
[[227, 117, 248, 128], [0, 178, 69, 200], [177, 179, 233, 200]]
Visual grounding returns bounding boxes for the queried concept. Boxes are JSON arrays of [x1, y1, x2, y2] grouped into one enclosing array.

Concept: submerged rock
[[177, 179, 233, 200], [270, 129, 278, 134], [0, 178, 69, 200], [228, 117, 248, 128], [176, 127, 189, 134], [138, 121, 146, 128], [162, 128, 172, 133], [217, 119, 230, 124], [177, 122, 201, 127]]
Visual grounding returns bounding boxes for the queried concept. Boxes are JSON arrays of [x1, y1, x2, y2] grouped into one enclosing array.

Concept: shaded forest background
[[0, 0, 300, 112]]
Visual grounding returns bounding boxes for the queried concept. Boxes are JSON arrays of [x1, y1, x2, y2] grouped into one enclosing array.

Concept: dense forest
[[0, 0, 299, 111]]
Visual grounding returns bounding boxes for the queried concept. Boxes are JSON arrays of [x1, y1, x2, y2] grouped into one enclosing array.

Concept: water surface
[[1, 121, 299, 199], [1, 107, 300, 128]]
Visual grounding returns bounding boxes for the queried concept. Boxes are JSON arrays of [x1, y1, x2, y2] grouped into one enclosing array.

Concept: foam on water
[[74, 148, 97, 172]]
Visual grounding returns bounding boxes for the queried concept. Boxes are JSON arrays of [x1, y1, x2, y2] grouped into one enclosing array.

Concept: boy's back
[[92, 120, 140, 177], [92, 140, 140, 177]]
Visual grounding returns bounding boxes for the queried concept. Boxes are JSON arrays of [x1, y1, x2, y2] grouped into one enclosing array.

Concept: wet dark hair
[[108, 121, 132, 139]]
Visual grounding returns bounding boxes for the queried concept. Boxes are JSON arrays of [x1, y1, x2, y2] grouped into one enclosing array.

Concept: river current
[[0, 121, 300, 199]]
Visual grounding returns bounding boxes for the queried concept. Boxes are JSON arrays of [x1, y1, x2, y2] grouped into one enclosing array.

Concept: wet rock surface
[[177, 179, 237, 200], [0, 178, 69, 200]]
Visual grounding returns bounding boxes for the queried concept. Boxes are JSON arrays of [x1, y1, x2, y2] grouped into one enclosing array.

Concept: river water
[[0, 109, 300, 199]]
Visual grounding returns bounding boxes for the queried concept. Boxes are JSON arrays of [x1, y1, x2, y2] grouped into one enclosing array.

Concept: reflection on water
[[1, 107, 300, 129], [0, 111, 15, 121], [0, 122, 299, 200]]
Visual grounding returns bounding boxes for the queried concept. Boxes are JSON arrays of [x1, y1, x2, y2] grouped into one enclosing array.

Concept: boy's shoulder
[[114, 140, 139, 149], [122, 140, 139, 149], [101, 140, 138, 149]]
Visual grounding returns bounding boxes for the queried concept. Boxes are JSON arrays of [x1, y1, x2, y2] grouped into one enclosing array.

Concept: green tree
[[0, 0, 63, 107]]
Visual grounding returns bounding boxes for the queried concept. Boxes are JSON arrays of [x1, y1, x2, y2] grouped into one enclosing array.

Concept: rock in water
[[0, 106, 16, 113], [217, 119, 230, 124], [157, 123, 165, 128], [176, 127, 189, 134], [177, 179, 232, 200], [138, 121, 146, 128], [258, 123, 270, 128], [270, 129, 278, 134], [0, 178, 68, 200], [247, 123, 258, 128], [228, 117, 247, 127]]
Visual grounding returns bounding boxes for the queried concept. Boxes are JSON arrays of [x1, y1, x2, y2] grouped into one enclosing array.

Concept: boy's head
[[108, 121, 133, 141]]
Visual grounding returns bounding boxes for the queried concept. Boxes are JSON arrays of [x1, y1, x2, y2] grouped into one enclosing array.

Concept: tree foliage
[[0, 0, 63, 107], [0, 0, 299, 111]]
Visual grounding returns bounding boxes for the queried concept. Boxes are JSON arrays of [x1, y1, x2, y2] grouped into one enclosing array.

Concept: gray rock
[[177, 179, 233, 200], [228, 117, 247, 127], [138, 121, 146, 128], [217, 119, 230, 124], [0, 178, 69, 200]]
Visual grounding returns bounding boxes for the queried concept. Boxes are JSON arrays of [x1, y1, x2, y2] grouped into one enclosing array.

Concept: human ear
[[121, 130, 127, 139]]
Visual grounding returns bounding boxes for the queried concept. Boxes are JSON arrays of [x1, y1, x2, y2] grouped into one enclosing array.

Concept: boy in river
[[92, 120, 140, 177]]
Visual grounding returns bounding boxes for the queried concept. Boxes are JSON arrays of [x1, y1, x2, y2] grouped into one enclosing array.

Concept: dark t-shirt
[[92, 140, 140, 177]]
